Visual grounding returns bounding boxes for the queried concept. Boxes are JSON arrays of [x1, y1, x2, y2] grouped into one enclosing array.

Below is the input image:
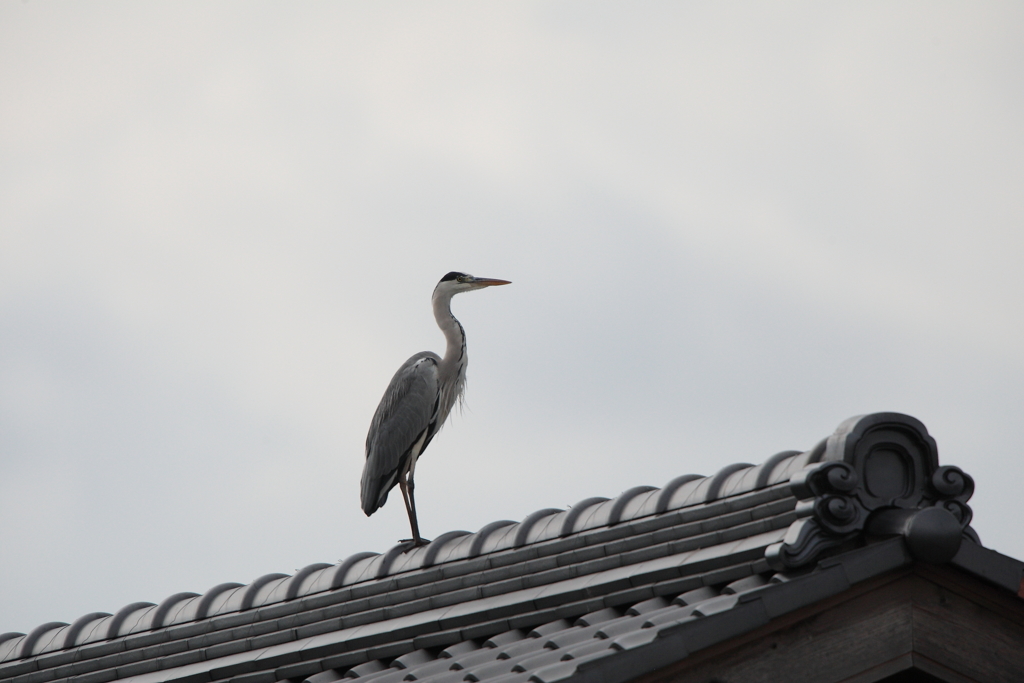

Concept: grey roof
[[2, 413, 1022, 683]]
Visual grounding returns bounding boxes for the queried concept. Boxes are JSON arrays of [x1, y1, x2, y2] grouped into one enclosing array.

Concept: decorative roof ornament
[[766, 413, 976, 570]]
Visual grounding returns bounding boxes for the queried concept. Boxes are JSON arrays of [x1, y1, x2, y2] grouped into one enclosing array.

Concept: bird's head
[[434, 271, 511, 296]]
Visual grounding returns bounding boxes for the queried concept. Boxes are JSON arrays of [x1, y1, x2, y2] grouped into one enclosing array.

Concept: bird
[[361, 271, 511, 546]]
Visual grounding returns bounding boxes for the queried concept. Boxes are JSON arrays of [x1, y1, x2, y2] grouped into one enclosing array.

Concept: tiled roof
[[2, 413, 1021, 683]]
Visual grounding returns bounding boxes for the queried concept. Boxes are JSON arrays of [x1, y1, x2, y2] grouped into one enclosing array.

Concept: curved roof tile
[[240, 572, 289, 610], [62, 612, 110, 650], [654, 475, 701, 513], [705, 463, 755, 501], [152, 592, 199, 630], [754, 451, 802, 489], [421, 532, 469, 568], [329, 551, 381, 588], [0, 635, 22, 664], [195, 583, 243, 620], [122, 603, 158, 635], [608, 486, 658, 525], [345, 553, 385, 585], [376, 542, 417, 579], [286, 563, 334, 601], [469, 520, 517, 557], [2, 445, 816, 662], [209, 583, 248, 614], [77, 614, 112, 646], [560, 497, 608, 537], [20, 622, 66, 659], [513, 509, 562, 548], [106, 601, 154, 639], [251, 575, 291, 608]]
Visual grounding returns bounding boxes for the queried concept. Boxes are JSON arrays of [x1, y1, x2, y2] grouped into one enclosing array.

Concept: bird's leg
[[405, 475, 421, 544], [406, 476, 424, 546], [398, 476, 424, 547]]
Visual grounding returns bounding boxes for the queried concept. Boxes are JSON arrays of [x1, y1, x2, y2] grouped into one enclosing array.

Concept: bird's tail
[[360, 467, 393, 516]]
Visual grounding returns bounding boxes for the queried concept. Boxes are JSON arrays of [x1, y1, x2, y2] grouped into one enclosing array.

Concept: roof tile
[[304, 669, 344, 683], [479, 631, 525, 650], [453, 622, 508, 646], [6, 414, 1014, 683], [555, 639, 610, 662], [478, 673, 532, 683], [571, 609, 619, 629], [508, 649, 564, 674], [403, 660, 455, 680], [409, 671, 466, 683], [447, 649, 502, 671], [462, 659, 519, 681], [540, 626, 600, 651]]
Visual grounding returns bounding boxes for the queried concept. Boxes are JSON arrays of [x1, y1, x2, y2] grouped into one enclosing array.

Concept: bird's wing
[[361, 352, 441, 515]]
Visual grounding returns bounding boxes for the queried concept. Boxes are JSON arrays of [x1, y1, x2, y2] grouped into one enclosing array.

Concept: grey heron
[[361, 271, 511, 546]]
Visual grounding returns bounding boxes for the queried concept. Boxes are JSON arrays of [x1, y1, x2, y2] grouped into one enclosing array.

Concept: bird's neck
[[432, 290, 466, 368]]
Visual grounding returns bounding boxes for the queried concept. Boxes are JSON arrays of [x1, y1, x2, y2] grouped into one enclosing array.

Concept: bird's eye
[[457, 276, 467, 283]]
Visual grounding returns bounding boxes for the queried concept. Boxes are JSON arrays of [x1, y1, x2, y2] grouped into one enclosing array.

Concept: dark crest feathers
[[439, 271, 466, 283]]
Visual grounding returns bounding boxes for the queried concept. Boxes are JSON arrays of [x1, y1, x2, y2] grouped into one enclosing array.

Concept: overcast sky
[[2, 1, 1023, 636]]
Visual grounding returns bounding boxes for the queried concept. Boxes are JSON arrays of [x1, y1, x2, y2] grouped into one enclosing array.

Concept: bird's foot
[[398, 537, 431, 552]]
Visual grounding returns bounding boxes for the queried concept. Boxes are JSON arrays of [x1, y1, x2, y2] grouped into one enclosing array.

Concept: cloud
[[1, 1, 1022, 635]]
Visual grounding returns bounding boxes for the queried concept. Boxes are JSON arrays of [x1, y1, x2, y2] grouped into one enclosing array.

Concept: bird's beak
[[473, 278, 511, 287]]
